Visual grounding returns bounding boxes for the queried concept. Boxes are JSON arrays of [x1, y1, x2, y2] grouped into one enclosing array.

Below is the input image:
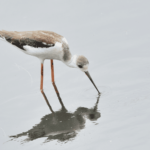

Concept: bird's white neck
[[64, 55, 78, 68]]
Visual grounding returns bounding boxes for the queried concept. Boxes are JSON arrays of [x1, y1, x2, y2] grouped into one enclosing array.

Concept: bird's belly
[[23, 42, 63, 61]]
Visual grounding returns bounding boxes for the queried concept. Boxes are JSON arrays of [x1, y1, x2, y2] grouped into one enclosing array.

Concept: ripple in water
[[82, 86, 112, 99]]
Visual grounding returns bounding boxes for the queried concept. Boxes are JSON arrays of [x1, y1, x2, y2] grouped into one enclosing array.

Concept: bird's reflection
[[10, 95, 101, 143]]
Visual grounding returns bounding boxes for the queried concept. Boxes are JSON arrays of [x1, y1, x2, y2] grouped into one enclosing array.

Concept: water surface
[[0, 0, 150, 150]]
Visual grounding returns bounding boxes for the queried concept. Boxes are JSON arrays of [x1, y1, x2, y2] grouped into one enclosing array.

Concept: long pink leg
[[40, 63, 54, 113], [51, 60, 66, 110]]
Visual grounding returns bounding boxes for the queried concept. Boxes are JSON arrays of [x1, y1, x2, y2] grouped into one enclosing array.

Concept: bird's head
[[66, 55, 100, 94], [76, 55, 89, 72]]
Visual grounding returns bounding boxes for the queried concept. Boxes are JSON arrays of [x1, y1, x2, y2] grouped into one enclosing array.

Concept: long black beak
[[85, 71, 100, 95]]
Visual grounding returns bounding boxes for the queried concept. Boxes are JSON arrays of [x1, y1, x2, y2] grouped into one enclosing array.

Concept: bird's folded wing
[[0, 30, 63, 50]]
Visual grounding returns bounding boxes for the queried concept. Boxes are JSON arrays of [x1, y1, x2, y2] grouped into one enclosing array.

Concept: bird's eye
[[78, 65, 82, 68]]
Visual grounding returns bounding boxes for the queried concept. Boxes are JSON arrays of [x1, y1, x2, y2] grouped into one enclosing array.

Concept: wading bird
[[0, 30, 100, 110]]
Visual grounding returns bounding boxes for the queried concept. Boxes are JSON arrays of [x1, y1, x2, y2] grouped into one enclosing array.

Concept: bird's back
[[0, 30, 71, 62], [0, 30, 63, 49]]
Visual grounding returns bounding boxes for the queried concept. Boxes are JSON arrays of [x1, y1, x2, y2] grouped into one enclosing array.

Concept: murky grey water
[[0, 0, 150, 150]]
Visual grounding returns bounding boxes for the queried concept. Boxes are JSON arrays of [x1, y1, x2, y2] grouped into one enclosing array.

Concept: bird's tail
[[0, 30, 6, 41]]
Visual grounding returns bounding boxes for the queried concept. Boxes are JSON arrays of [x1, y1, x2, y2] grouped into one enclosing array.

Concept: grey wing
[[0, 30, 60, 51]]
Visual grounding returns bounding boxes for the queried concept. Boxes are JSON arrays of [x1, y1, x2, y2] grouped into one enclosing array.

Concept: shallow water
[[0, 0, 150, 150], [10, 96, 100, 144]]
